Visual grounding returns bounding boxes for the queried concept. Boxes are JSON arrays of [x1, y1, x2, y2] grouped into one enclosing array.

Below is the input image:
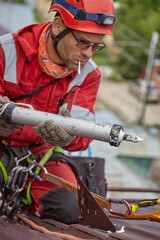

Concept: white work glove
[[34, 108, 76, 147], [0, 95, 23, 136]]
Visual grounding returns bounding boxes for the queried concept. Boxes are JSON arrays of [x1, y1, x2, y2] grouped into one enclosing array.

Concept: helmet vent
[[75, 0, 80, 3]]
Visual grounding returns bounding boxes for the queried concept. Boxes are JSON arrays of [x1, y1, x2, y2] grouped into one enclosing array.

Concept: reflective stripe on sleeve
[[62, 103, 95, 122], [0, 33, 17, 84]]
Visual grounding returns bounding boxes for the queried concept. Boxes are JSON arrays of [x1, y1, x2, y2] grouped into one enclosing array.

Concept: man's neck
[[47, 32, 64, 66]]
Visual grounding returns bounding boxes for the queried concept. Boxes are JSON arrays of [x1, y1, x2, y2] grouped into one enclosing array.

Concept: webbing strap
[[52, 0, 100, 22], [10, 78, 62, 101], [0, 139, 13, 185], [0, 162, 8, 184], [24, 148, 56, 205], [24, 147, 79, 206]]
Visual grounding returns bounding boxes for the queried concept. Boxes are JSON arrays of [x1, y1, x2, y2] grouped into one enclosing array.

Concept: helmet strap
[[51, 27, 72, 52]]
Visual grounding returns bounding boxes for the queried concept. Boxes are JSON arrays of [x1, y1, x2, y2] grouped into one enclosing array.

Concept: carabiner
[[108, 198, 132, 217]]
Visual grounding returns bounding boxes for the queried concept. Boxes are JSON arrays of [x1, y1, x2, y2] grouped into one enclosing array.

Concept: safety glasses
[[71, 31, 106, 52]]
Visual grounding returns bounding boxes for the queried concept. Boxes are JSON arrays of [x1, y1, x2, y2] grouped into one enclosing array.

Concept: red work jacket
[[0, 23, 101, 151]]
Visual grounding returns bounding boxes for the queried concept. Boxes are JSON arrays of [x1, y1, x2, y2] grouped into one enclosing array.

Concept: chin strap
[[51, 27, 72, 52]]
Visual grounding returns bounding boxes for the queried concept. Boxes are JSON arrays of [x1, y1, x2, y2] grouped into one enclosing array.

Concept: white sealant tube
[[4, 104, 142, 146]]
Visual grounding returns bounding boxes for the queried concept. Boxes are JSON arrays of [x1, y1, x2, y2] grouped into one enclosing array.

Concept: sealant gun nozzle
[[123, 134, 144, 143]]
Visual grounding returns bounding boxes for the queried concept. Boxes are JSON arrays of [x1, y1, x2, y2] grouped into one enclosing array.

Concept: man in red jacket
[[0, 0, 115, 223]]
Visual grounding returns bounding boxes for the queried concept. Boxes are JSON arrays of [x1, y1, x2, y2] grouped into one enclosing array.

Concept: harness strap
[[24, 148, 55, 205], [51, 27, 72, 50], [23, 148, 80, 206], [0, 139, 15, 185], [10, 78, 62, 101], [0, 161, 8, 184]]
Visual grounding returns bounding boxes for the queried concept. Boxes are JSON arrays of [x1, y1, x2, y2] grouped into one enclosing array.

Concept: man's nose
[[81, 46, 93, 58]]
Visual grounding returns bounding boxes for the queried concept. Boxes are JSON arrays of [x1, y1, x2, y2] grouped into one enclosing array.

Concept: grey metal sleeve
[[4, 103, 18, 123]]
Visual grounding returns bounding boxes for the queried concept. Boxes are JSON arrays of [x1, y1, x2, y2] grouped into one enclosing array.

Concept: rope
[[17, 213, 91, 240]]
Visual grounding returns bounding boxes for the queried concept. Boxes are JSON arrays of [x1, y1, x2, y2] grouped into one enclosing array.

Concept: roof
[[0, 204, 160, 240]]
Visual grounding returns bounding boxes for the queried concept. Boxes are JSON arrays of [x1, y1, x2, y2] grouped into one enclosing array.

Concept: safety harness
[[0, 141, 80, 217], [1, 141, 160, 223]]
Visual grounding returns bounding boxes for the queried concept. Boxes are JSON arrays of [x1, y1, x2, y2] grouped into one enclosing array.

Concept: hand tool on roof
[[108, 198, 160, 222], [77, 177, 115, 232], [125, 198, 160, 222], [2, 103, 143, 147]]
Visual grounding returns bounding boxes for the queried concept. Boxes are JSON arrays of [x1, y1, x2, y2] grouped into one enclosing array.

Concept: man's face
[[56, 29, 105, 71]]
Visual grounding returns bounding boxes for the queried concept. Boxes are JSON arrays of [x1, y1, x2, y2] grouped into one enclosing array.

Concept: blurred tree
[[105, 0, 160, 80]]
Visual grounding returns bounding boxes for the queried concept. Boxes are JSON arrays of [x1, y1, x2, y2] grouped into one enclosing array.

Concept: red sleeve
[[0, 44, 5, 96], [63, 67, 101, 152]]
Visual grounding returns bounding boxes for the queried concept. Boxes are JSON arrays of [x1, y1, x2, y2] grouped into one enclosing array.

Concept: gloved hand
[[0, 95, 23, 136], [34, 108, 76, 147]]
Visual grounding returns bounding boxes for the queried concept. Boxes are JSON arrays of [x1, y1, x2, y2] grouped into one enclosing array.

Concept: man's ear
[[52, 16, 66, 35]]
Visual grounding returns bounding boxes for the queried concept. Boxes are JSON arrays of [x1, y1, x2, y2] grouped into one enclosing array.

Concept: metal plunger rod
[[4, 104, 143, 147]]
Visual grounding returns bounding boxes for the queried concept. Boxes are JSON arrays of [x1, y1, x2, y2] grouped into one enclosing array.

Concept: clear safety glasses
[[71, 31, 106, 53]]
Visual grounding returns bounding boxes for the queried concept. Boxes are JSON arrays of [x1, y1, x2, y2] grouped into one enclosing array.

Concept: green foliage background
[[93, 0, 160, 81]]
